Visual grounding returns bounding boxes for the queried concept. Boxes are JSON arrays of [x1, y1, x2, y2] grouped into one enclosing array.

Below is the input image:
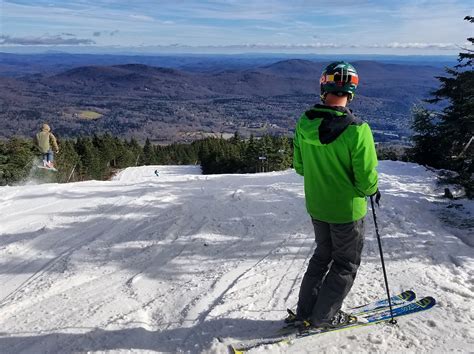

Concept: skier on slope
[[289, 62, 381, 329], [35, 123, 59, 169]]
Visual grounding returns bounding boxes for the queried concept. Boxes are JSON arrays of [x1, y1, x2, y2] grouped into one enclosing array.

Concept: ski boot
[[284, 309, 298, 324], [279, 309, 307, 334], [298, 310, 358, 333], [284, 309, 308, 326], [326, 310, 358, 328]]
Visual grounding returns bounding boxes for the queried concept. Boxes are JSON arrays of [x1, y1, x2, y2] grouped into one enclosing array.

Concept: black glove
[[371, 189, 381, 206]]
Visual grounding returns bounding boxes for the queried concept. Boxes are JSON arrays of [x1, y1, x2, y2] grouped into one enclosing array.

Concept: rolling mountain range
[[0, 57, 444, 142], [0, 52, 456, 77]]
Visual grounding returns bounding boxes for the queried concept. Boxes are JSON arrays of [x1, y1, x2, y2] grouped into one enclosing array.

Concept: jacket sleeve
[[49, 133, 59, 151], [293, 123, 304, 176], [351, 123, 378, 196]]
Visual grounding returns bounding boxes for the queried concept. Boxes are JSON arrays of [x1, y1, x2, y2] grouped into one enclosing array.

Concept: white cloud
[[198, 42, 344, 49], [385, 42, 460, 50], [0, 34, 95, 45], [129, 14, 155, 22]]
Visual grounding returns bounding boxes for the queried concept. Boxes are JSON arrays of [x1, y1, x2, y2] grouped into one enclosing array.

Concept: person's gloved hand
[[371, 189, 381, 206]]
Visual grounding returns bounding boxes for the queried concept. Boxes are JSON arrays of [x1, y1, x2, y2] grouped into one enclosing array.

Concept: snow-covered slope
[[0, 162, 472, 353]]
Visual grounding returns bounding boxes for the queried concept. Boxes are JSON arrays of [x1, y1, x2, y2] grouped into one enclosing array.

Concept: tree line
[[0, 129, 427, 188], [0, 133, 294, 186]]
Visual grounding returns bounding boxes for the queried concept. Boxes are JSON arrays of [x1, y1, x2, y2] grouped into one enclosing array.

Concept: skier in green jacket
[[290, 61, 380, 329], [35, 123, 59, 169]]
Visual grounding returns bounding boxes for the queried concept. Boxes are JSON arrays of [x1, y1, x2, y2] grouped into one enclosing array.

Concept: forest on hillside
[[0, 132, 408, 187], [0, 134, 294, 186]]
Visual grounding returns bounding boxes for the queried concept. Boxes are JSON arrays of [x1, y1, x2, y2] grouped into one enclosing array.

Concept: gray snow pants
[[297, 217, 365, 325]]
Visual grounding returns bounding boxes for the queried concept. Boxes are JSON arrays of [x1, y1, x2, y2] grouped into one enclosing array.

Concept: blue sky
[[0, 0, 472, 54]]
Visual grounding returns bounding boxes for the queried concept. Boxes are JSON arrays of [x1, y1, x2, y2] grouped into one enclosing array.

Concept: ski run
[[0, 161, 472, 353]]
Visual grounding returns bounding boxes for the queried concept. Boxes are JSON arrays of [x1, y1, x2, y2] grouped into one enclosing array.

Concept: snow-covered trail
[[0, 162, 472, 353]]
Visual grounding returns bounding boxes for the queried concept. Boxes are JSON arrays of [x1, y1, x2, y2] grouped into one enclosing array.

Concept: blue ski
[[351, 290, 416, 316], [281, 289, 416, 332], [230, 296, 435, 353], [363, 296, 435, 322]]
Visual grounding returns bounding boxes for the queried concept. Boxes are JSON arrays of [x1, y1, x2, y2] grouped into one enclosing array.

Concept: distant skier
[[290, 62, 380, 329], [35, 123, 59, 169], [154, 170, 160, 177]]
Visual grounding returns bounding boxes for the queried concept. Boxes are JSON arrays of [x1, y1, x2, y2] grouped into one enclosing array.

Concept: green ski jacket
[[36, 130, 58, 154], [293, 104, 378, 223]]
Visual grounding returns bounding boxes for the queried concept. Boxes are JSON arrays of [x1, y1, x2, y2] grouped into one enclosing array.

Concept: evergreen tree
[[411, 16, 473, 196], [257, 135, 273, 172], [76, 137, 104, 180], [222, 140, 244, 173], [409, 106, 443, 167], [128, 137, 142, 166], [0, 140, 7, 165], [244, 135, 259, 173], [197, 139, 211, 170], [115, 137, 135, 168], [55, 140, 81, 182], [93, 133, 118, 168], [155, 144, 171, 165], [426, 16, 473, 162], [0, 137, 36, 185], [458, 16, 474, 67], [272, 136, 292, 170], [142, 138, 155, 165]]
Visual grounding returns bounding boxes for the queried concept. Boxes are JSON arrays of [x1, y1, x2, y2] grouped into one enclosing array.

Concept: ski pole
[[370, 195, 397, 325]]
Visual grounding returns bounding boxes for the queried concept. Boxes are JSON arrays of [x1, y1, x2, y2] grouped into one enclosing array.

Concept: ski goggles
[[320, 73, 359, 85]]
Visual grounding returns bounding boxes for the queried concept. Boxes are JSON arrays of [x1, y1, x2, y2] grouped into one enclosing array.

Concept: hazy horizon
[[0, 49, 459, 61]]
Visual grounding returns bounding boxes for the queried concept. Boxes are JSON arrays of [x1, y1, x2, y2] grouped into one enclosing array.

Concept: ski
[[35, 165, 58, 172], [281, 289, 416, 332], [362, 296, 435, 323], [350, 289, 416, 316], [229, 296, 435, 353]]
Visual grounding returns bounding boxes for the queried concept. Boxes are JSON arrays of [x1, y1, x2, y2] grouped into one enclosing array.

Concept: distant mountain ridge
[[258, 59, 320, 77], [42, 61, 316, 98], [0, 59, 443, 142], [0, 52, 457, 78], [53, 64, 187, 82], [32, 59, 439, 98]]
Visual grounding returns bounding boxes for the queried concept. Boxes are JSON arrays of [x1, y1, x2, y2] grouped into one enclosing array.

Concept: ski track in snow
[[0, 162, 472, 353]]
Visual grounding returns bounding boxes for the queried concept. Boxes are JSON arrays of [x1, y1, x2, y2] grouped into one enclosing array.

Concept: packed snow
[[0, 161, 472, 353]]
